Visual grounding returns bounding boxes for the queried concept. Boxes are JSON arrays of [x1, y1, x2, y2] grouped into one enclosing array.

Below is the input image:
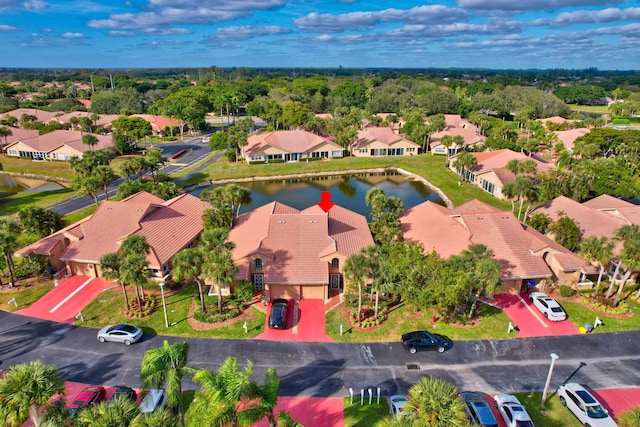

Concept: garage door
[[268, 285, 300, 300], [301, 285, 325, 299], [71, 262, 97, 277]]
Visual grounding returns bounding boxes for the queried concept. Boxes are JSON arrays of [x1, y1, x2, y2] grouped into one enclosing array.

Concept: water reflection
[[192, 172, 444, 217], [0, 174, 66, 194]]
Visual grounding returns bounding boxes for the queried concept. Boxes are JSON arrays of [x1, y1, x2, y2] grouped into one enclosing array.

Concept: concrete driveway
[[255, 299, 333, 342], [493, 293, 580, 338]]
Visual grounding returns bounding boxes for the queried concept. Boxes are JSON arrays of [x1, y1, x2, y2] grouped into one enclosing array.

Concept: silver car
[[557, 383, 618, 427], [97, 323, 143, 345], [389, 394, 409, 419], [529, 292, 567, 321]]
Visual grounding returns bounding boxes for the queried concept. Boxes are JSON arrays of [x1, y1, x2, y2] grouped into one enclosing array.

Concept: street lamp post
[[159, 281, 168, 328], [541, 352, 559, 406]]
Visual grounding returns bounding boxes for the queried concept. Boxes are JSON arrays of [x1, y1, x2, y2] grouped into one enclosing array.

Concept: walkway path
[[16, 275, 113, 324]]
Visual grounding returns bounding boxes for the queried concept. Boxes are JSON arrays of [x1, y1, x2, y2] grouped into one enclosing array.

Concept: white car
[[494, 394, 535, 427], [97, 323, 143, 345], [557, 383, 618, 427], [529, 292, 567, 321], [389, 394, 409, 419]]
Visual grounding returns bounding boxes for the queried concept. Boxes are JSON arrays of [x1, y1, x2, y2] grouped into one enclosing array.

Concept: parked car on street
[[139, 388, 167, 413], [68, 386, 106, 417], [268, 298, 289, 329], [97, 323, 143, 345], [557, 383, 618, 427], [529, 292, 567, 321], [108, 385, 137, 403], [494, 393, 535, 427], [389, 394, 410, 420], [401, 330, 450, 353], [460, 391, 499, 427]]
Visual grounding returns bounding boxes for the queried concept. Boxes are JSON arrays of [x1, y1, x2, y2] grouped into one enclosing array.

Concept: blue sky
[[1, 0, 639, 70]]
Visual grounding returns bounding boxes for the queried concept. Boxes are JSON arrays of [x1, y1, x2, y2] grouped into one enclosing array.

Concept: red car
[[68, 386, 106, 416]]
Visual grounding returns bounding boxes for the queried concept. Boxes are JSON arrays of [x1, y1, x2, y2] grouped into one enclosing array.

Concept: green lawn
[[0, 281, 54, 312], [0, 155, 74, 178], [517, 392, 583, 427], [78, 282, 266, 339], [562, 297, 640, 332], [343, 397, 389, 427], [326, 302, 511, 342]]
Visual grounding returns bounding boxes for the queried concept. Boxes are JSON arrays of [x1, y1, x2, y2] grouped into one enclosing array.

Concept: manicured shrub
[[558, 285, 575, 297]]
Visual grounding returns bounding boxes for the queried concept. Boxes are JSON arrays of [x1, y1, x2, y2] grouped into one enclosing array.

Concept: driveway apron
[[16, 275, 113, 324], [493, 293, 580, 338], [255, 299, 333, 342]]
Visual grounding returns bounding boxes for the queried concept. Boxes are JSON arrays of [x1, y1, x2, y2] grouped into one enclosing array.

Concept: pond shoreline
[[184, 167, 454, 209]]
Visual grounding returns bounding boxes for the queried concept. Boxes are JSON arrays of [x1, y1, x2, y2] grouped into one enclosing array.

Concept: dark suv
[[268, 298, 289, 329], [401, 330, 450, 353]]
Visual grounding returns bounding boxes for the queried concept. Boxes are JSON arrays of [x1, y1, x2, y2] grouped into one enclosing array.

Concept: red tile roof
[[17, 192, 209, 271], [401, 199, 591, 280], [7, 129, 113, 154], [554, 128, 590, 151], [244, 130, 342, 156], [352, 127, 418, 149], [2, 126, 39, 144], [229, 202, 374, 284]]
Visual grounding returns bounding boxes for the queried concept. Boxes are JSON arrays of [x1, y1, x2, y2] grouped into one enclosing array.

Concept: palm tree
[[120, 234, 151, 305], [171, 248, 206, 312], [344, 251, 370, 323], [406, 376, 468, 427], [0, 218, 21, 286], [451, 151, 477, 185], [75, 396, 140, 426], [188, 357, 259, 427], [201, 228, 237, 314], [579, 236, 614, 295], [140, 340, 190, 427], [223, 184, 252, 218], [0, 361, 65, 427], [606, 225, 640, 300], [0, 125, 12, 153], [131, 409, 178, 427], [100, 252, 130, 311], [82, 133, 98, 150]]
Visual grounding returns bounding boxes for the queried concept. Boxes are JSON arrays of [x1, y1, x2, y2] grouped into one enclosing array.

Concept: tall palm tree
[[172, 248, 206, 312], [607, 225, 640, 299], [0, 361, 65, 427], [0, 218, 20, 286], [75, 396, 140, 426], [201, 228, 237, 314], [579, 236, 614, 295], [0, 125, 12, 153], [344, 251, 370, 323], [120, 235, 151, 306], [100, 252, 130, 311], [140, 340, 190, 427], [451, 151, 477, 185], [406, 376, 468, 427]]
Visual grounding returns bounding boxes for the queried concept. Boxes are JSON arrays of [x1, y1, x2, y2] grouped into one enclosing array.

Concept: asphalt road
[[50, 135, 215, 216], [1, 311, 639, 397]]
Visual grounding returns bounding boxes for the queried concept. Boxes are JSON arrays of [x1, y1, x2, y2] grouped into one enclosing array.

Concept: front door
[[253, 274, 264, 291]]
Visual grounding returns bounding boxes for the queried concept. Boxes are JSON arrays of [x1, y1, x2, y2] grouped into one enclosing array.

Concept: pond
[[192, 171, 445, 217], [0, 173, 67, 195]]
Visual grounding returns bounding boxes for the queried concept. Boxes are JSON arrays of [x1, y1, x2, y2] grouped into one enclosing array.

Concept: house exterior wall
[[5, 141, 47, 159], [351, 140, 418, 158], [69, 261, 98, 278], [474, 172, 505, 199], [245, 142, 344, 163], [49, 146, 83, 161]]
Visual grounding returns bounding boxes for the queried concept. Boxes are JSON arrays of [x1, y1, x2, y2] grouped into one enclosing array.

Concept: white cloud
[[457, 0, 623, 12], [23, 0, 48, 10], [293, 5, 464, 33], [62, 32, 86, 38], [211, 25, 291, 40], [549, 7, 640, 26], [0, 24, 18, 32]]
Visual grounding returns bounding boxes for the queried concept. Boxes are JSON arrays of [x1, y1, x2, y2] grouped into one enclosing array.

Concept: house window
[[252, 274, 264, 290], [407, 147, 416, 153], [331, 258, 339, 269], [331, 150, 342, 157], [388, 148, 404, 156], [254, 258, 263, 270], [251, 155, 262, 161], [480, 179, 495, 194], [359, 148, 368, 153]]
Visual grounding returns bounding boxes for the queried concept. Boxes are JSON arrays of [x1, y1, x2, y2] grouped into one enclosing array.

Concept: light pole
[[541, 352, 559, 406], [159, 281, 168, 328]]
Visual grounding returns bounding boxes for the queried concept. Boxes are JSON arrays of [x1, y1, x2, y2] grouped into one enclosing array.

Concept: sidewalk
[[16, 275, 113, 324]]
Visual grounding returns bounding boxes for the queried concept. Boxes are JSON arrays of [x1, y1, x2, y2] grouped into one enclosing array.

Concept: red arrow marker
[[316, 191, 336, 213]]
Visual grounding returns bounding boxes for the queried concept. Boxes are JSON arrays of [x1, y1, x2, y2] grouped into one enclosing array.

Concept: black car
[[268, 298, 289, 329], [109, 385, 137, 403], [401, 330, 450, 354]]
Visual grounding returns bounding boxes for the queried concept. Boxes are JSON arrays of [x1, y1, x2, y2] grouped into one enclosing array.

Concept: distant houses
[[5, 130, 113, 161], [430, 114, 486, 155], [351, 127, 419, 157], [242, 129, 344, 164]]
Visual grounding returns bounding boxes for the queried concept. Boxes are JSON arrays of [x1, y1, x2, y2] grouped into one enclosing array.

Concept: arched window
[[331, 258, 339, 269], [254, 258, 263, 270]]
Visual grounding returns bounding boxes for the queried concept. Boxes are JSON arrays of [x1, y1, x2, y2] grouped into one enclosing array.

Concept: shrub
[[127, 295, 157, 318], [233, 280, 255, 304], [579, 294, 630, 315], [619, 406, 640, 427], [193, 306, 241, 324], [558, 285, 575, 297]]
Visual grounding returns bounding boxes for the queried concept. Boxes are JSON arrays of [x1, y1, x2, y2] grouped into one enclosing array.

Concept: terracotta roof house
[[351, 127, 420, 157], [50, 111, 94, 125], [2, 108, 63, 124], [449, 149, 554, 200], [132, 114, 180, 136], [430, 114, 486, 155], [400, 199, 594, 293], [554, 128, 590, 151], [5, 130, 113, 161], [243, 130, 344, 164], [227, 201, 374, 300], [15, 191, 210, 280], [532, 195, 640, 284], [0, 126, 39, 147], [373, 113, 404, 132]]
